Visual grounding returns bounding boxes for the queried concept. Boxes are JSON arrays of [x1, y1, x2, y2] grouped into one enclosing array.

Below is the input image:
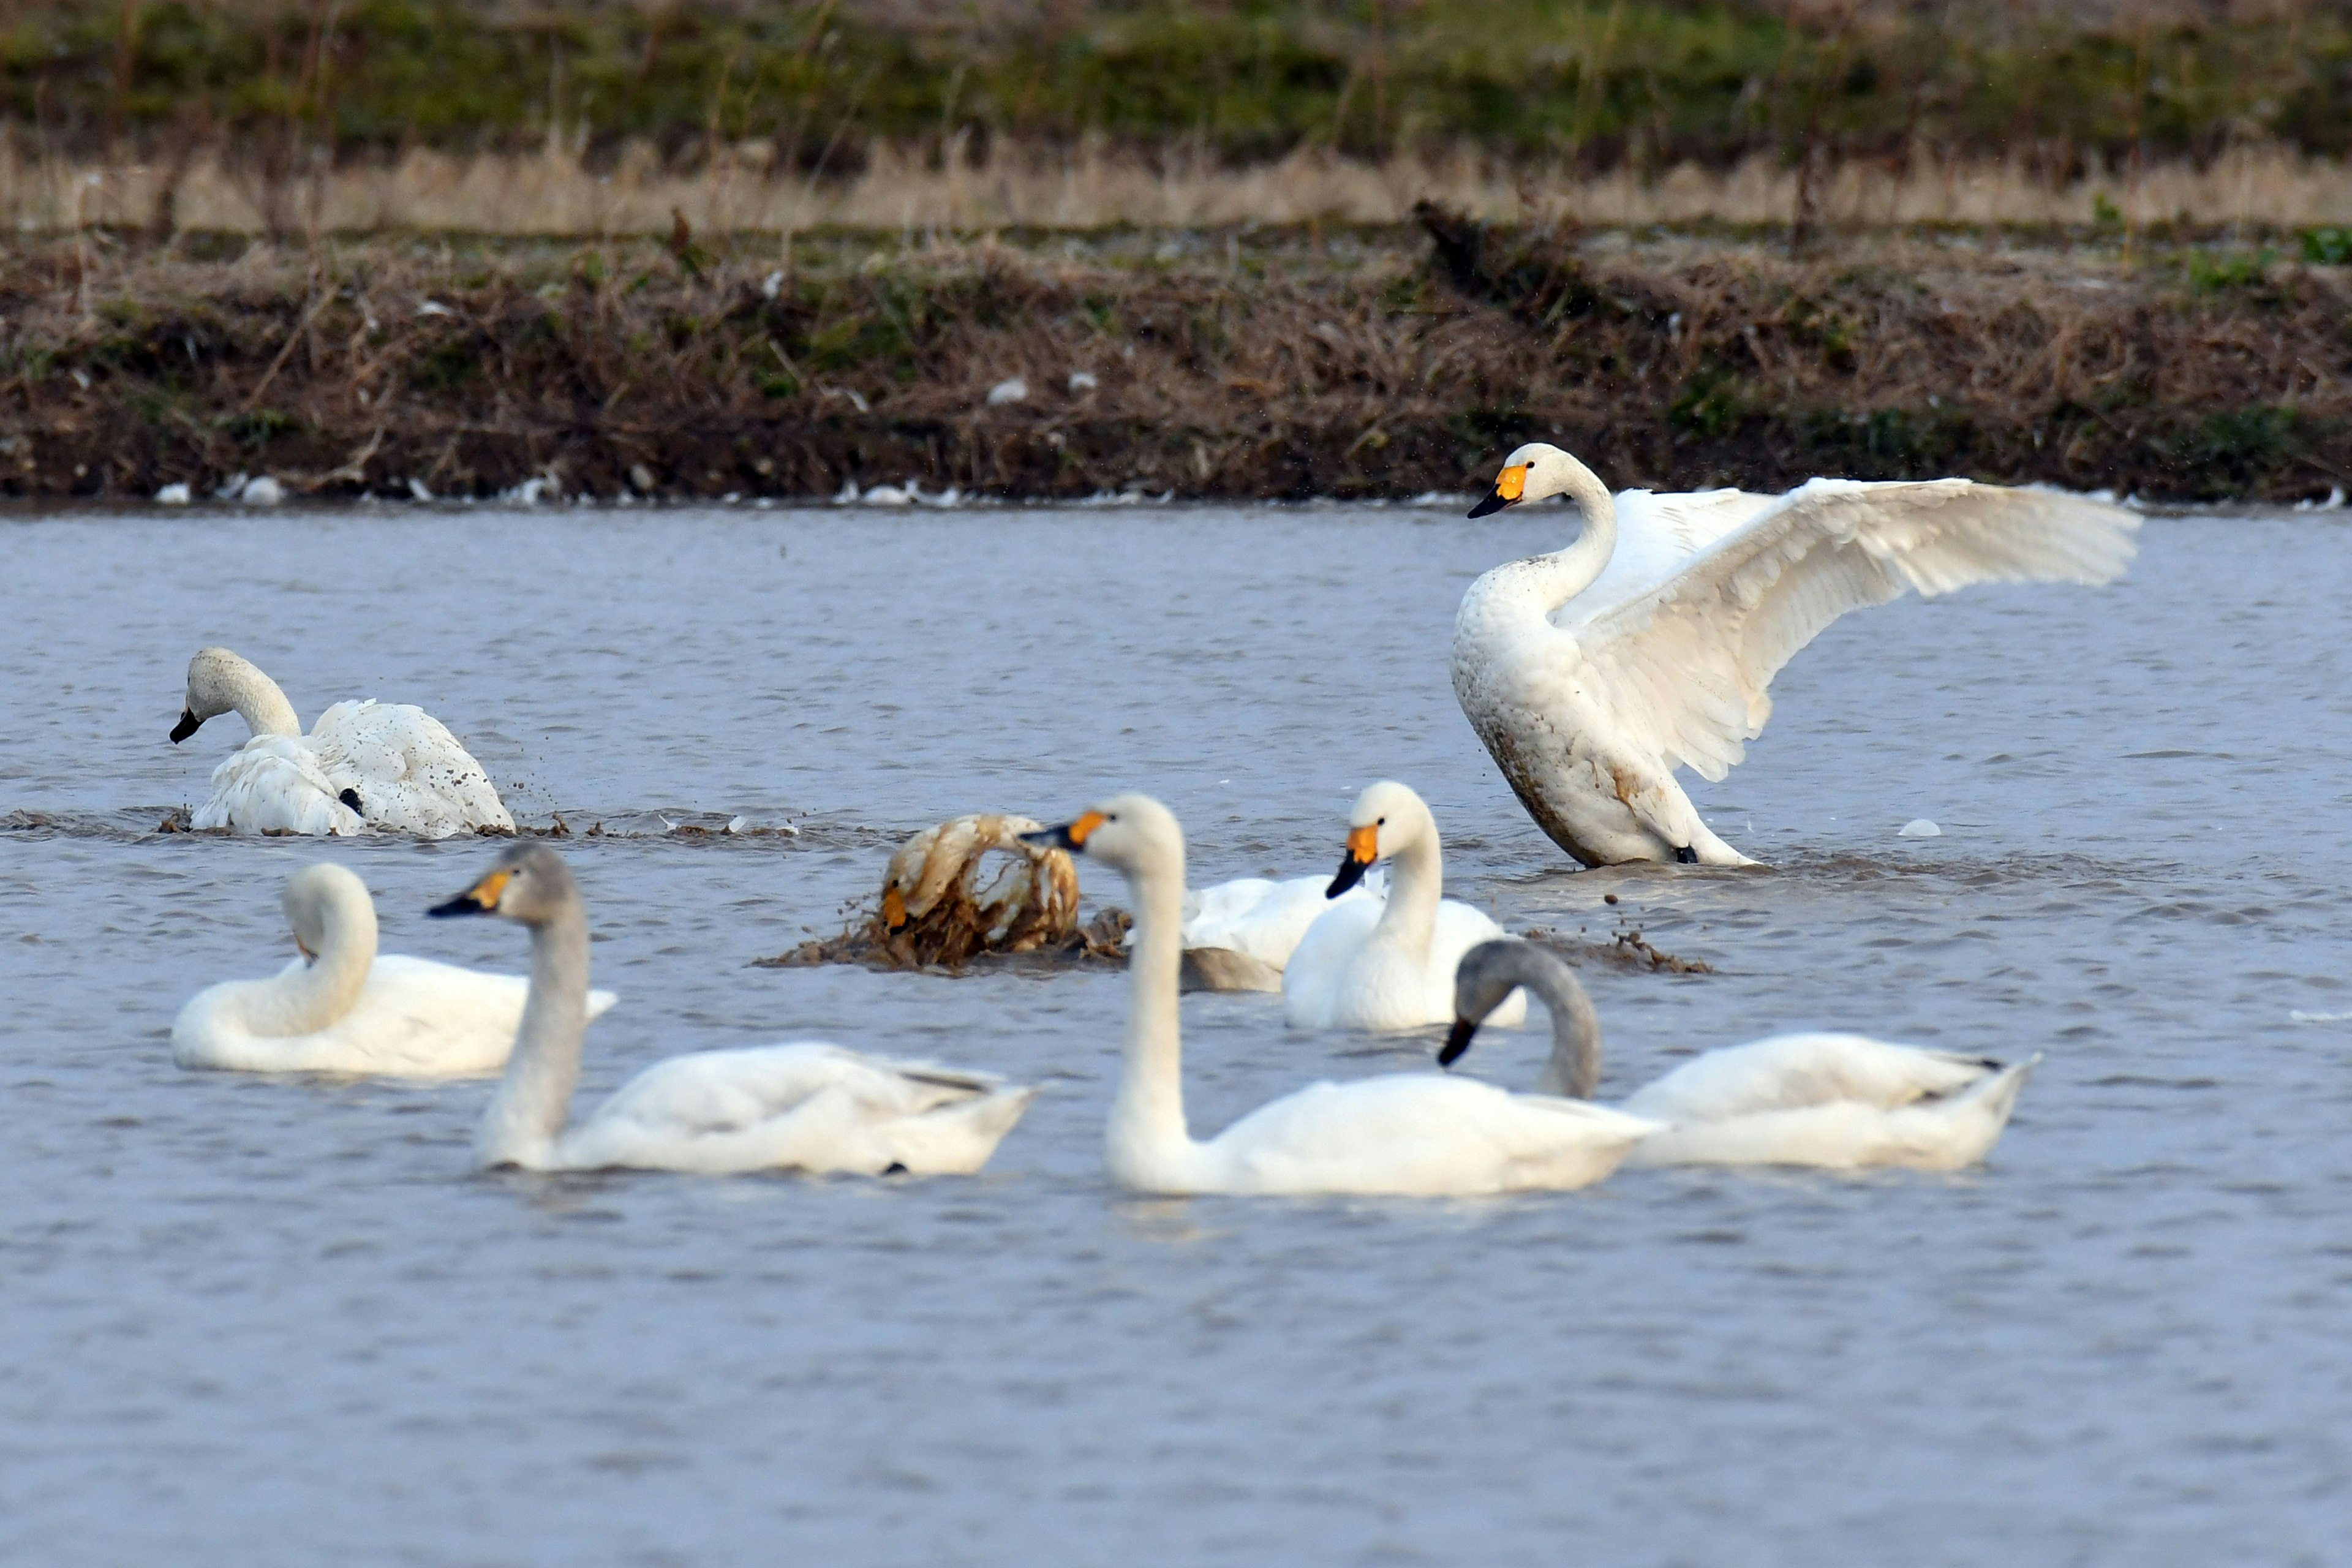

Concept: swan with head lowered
[[1279, 781, 1526, 1032], [172, 647, 513, 837], [1023, 796, 1654, 1196], [1446, 939, 2037, 1170], [1452, 445, 2140, 866], [429, 843, 1034, 1176], [173, 863, 616, 1076]]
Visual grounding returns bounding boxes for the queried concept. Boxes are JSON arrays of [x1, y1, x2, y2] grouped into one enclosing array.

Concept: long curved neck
[[249, 891, 375, 1036], [1108, 842, 1193, 1181], [1458, 455, 1620, 630], [1370, 821, 1444, 959], [477, 905, 590, 1169], [216, 660, 303, 737], [1521, 952, 1604, 1099]]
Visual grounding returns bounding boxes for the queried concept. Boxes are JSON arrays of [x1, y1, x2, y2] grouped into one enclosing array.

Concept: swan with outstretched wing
[[1451, 444, 2140, 865]]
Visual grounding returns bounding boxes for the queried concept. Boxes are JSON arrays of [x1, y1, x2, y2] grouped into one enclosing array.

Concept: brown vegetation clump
[[4, 213, 2350, 503], [760, 813, 1124, 973]]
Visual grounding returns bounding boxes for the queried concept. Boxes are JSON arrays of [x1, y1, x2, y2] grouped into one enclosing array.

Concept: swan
[[1022, 796, 1657, 1196], [1446, 939, 2038, 1170], [1280, 781, 1528, 1032], [1452, 445, 2141, 865], [172, 647, 514, 837], [429, 843, 1035, 1175], [172, 863, 617, 1076]]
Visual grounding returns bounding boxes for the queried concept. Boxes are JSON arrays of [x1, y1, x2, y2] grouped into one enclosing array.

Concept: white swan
[[1447, 939, 2037, 1170], [1452, 445, 2141, 865], [1023, 795, 1655, 1196], [1135, 872, 1384, 992], [1280, 781, 1527, 1032], [172, 647, 514, 837], [429, 843, 1035, 1175], [172, 863, 616, 1076]]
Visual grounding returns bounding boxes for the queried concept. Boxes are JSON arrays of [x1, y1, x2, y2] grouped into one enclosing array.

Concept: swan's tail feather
[[895, 1084, 1038, 1174], [1909, 1052, 2038, 1169]]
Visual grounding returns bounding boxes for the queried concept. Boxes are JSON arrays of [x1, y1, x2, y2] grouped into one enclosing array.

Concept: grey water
[[1, 502, 2347, 1566]]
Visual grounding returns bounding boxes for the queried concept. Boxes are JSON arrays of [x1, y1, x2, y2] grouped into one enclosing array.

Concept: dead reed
[[4, 211, 2348, 503]]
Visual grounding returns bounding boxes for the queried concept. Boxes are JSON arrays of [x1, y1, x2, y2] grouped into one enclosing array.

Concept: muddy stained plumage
[[0, 503, 2345, 1562]]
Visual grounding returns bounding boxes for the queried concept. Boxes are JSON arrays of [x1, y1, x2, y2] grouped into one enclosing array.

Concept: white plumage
[[1452, 445, 2141, 865], [1280, 781, 1528, 1033], [173, 863, 616, 1077], [1035, 795, 1650, 1197], [1448, 939, 2037, 1172], [174, 647, 513, 838], [435, 844, 1035, 1177]]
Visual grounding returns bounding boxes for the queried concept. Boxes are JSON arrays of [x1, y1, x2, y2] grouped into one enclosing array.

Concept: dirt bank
[[5, 216, 2348, 505]]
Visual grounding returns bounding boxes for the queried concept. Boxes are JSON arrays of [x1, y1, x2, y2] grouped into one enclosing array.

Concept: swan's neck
[[1370, 826, 1444, 959], [1523, 957, 1604, 1099], [1460, 456, 1619, 629], [476, 907, 590, 1169], [218, 662, 303, 738], [1108, 843, 1194, 1182], [250, 892, 374, 1037]]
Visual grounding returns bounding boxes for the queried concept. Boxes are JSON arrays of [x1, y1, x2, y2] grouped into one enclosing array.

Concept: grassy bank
[[6, 214, 2350, 505], [11, 1, 2352, 175]]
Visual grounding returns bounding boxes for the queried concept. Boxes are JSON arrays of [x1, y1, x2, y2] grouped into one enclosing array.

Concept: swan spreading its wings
[[1453, 447, 2140, 865]]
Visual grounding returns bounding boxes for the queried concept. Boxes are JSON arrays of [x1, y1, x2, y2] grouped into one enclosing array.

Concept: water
[[1, 503, 2347, 1565]]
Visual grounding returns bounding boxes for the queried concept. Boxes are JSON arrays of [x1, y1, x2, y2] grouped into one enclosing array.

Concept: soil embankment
[[6, 213, 2349, 504]]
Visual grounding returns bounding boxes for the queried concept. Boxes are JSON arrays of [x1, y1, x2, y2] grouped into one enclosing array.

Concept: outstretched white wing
[[1570, 480, 2138, 781], [309, 699, 513, 836]]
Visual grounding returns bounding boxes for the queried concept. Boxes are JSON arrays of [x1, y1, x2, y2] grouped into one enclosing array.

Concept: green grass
[[10, 1, 2352, 169]]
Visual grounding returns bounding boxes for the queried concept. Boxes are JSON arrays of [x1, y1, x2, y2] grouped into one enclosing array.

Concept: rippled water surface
[[2, 503, 2348, 1565]]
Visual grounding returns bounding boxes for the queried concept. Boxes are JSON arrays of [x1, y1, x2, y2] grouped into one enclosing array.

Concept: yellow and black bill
[[1325, 823, 1380, 898], [170, 709, 203, 743], [1438, 1016, 1482, 1068], [1020, 810, 1106, 854], [1467, 462, 1528, 518], [429, 867, 514, 919]]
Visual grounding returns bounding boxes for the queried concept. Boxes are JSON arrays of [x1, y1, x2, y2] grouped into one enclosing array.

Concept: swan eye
[[1376, 817, 1386, 826]]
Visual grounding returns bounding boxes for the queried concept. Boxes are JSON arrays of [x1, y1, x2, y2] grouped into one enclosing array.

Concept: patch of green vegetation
[[216, 406, 301, 446], [1668, 367, 1751, 437], [2180, 405, 2296, 474], [2303, 227, 2352, 266], [14, 2, 2352, 169], [2185, 249, 2279, 295], [407, 335, 479, 390]]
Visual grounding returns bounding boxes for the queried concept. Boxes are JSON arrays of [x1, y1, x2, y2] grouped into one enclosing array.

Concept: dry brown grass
[[5, 214, 2348, 503], [11, 139, 2352, 235]]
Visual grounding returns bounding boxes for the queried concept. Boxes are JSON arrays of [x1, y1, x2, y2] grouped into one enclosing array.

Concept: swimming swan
[[172, 647, 514, 837], [1280, 781, 1526, 1032], [1447, 939, 2037, 1170], [429, 843, 1035, 1175], [1135, 872, 1384, 993], [1452, 445, 2141, 865], [172, 863, 616, 1076], [1023, 795, 1656, 1196]]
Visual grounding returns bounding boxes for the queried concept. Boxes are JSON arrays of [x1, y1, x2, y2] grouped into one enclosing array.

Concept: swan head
[[1325, 780, 1433, 897], [282, 863, 374, 962], [176, 646, 293, 741], [430, 842, 578, 925], [1466, 442, 1581, 518], [1444, 938, 1599, 1098], [1020, 794, 1180, 882]]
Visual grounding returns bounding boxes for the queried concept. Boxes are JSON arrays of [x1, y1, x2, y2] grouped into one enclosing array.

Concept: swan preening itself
[[1452, 445, 2141, 865], [431, 843, 1035, 1175], [172, 647, 514, 838], [172, 863, 616, 1077], [1280, 782, 1526, 1032], [1447, 940, 2037, 1170], [1025, 796, 1657, 1196]]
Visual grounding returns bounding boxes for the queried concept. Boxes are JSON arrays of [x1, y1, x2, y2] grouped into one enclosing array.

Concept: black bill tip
[[1438, 1017, 1479, 1068], [1020, 824, 1079, 851], [428, 893, 492, 919], [337, 788, 363, 813], [1326, 853, 1371, 899], [169, 709, 201, 743], [1466, 489, 1511, 518]]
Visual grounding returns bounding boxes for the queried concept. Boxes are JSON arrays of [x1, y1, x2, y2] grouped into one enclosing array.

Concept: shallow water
[[1, 503, 2348, 1565]]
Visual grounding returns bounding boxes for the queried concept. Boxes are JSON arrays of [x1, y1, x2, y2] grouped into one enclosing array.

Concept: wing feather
[[1573, 481, 2138, 782]]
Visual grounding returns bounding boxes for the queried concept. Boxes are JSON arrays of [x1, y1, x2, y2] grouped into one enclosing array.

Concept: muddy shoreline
[[7, 214, 2348, 505]]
